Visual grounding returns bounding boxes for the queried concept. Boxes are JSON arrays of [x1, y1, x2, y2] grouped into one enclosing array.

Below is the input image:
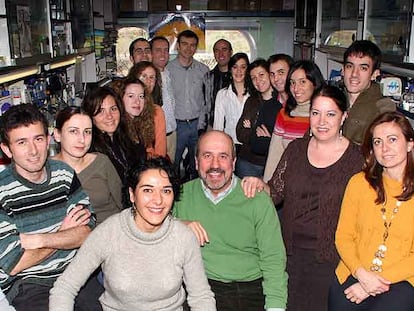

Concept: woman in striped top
[[264, 60, 326, 181]]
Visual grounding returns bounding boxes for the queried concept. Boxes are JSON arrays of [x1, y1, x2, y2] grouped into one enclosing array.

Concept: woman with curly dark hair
[[50, 157, 216, 310]]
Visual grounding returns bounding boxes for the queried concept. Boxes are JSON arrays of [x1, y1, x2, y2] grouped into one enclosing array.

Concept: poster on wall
[[149, 13, 206, 52], [17, 5, 32, 57]]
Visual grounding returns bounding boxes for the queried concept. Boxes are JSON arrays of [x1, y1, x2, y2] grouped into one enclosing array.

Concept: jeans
[[328, 275, 414, 311], [208, 278, 265, 311], [175, 119, 199, 178], [235, 158, 264, 179], [11, 274, 104, 311]]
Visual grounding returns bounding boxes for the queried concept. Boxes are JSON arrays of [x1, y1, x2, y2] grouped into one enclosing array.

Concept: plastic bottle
[[408, 84, 414, 113], [11, 87, 21, 105], [401, 83, 414, 112], [34, 78, 47, 106]]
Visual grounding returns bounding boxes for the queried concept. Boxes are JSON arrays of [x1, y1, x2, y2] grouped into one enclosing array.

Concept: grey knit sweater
[[49, 209, 216, 310]]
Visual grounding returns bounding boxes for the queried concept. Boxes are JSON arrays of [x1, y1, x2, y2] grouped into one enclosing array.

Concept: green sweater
[[173, 178, 288, 309]]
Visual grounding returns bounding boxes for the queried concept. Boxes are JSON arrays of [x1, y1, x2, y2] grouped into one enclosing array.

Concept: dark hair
[[81, 86, 133, 160], [0, 104, 48, 146], [310, 85, 348, 113], [228, 52, 252, 96], [267, 53, 294, 68], [129, 38, 150, 57], [150, 36, 170, 50], [177, 29, 199, 46], [248, 58, 270, 74], [248, 58, 272, 98], [55, 106, 91, 131], [285, 60, 326, 115], [362, 111, 414, 204], [127, 61, 163, 106], [126, 157, 181, 210], [343, 40, 382, 72], [213, 39, 233, 52]]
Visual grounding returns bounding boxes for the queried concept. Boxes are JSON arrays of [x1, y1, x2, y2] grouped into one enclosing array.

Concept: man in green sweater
[[173, 130, 287, 311]]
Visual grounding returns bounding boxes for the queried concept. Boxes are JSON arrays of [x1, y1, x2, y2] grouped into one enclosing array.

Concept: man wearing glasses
[[129, 38, 152, 64]]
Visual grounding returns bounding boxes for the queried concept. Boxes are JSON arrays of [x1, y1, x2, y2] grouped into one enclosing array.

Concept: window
[[116, 27, 148, 77], [116, 27, 253, 76], [320, 0, 358, 48]]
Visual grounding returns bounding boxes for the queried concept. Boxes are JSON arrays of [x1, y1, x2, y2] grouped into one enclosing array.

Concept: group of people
[[0, 28, 413, 311]]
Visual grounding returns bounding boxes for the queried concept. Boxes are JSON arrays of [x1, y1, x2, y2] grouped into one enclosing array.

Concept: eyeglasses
[[134, 48, 151, 55]]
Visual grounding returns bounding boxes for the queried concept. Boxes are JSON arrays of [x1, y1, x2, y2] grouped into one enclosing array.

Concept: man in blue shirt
[[167, 30, 209, 180]]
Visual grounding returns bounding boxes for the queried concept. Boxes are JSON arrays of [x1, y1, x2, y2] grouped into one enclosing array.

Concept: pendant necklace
[[370, 199, 401, 272]]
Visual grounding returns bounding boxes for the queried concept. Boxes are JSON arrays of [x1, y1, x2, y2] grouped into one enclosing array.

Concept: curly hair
[[126, 156, 180, 209], [127, 61, 163, 106], [114, 78, 156, 150], [133, 97, 155, 150]]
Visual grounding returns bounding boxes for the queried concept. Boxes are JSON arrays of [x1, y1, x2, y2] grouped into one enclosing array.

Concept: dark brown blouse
[[269, 136, 364, 263]]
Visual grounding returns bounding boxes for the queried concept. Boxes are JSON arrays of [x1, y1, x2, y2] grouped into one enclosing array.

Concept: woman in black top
[[236, 58, 282, 178], [82, 86, 146, 206]]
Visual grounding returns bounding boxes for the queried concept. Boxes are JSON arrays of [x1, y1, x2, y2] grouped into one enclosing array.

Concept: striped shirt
[[273, 107, 310, 141], [0, 160, 93, 292]]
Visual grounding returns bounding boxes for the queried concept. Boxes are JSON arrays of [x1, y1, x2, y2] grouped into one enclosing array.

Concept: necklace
[[370, 200, 401, 272]]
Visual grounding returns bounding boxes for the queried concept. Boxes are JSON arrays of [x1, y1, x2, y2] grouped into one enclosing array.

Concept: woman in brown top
[[241, 85, 364, 311], [53, 106, 123, 224]]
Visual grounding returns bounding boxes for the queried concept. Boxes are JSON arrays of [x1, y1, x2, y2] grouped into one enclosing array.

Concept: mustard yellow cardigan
[[335, 172, 414, 286]]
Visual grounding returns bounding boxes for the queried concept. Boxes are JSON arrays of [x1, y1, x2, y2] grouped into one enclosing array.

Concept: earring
[[309, 128, 313, 137]]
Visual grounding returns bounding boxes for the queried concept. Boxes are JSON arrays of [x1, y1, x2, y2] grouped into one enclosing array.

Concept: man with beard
[[173, 130, 287, 311]]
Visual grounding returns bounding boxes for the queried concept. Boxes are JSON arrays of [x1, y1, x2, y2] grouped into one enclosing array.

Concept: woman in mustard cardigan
[[329, 111, 414, 310]]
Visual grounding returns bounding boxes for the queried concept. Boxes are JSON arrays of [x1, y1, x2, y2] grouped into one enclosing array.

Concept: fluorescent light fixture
[[0, 66, 39, 84], [50, 57, 77, 70]]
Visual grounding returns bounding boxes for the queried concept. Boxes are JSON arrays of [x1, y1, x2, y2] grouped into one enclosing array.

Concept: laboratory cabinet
[[318, 0, 412, 64], [0, 0, 115, 85]]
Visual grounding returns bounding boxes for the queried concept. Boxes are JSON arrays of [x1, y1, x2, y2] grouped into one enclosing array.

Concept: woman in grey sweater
[[49, 157, 216, 310]]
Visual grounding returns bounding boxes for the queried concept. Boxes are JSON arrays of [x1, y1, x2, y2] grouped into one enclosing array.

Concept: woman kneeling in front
[[49, 157, 216, 310]]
